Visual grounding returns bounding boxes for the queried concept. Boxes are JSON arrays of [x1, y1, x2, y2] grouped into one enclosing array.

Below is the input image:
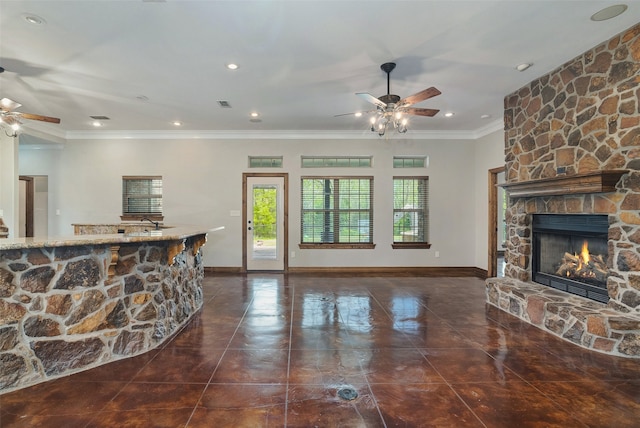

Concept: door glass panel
[[252, 184, 278, 261]]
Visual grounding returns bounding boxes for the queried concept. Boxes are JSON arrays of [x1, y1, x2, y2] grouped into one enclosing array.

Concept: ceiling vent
[[89, 115, 110, 120], [217, 100, 232, 108]]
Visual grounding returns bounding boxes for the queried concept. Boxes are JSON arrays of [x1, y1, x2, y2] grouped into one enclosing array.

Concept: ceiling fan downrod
[[379, 62, 401, 105]]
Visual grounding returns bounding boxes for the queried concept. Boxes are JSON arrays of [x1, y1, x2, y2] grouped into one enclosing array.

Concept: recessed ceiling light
[[92, 121, 103, 127], [23, 14, 45, 25], [226, 63, 239, 70], [516, 63, 532, 72], [250, 112, 259, 118], [591, 4, 628, 21], [481, 114, 492, 119], [444, 112, 454, 117], [172, 121, 182, 126], [354, 112, 362, 117]]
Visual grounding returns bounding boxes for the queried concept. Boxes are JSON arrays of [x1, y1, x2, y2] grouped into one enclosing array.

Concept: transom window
[[300, 177, 374, 248], [248, 156, 283, 168], [301, 156, 372, 168], [121, 176, 163, 221], [393, 156, 428, 168], [392, 177, 430, 248]]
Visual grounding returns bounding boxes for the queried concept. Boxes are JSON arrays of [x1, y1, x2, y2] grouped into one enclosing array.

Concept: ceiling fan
[[0, 97, 61, 136], [340, 62, 441, 136]]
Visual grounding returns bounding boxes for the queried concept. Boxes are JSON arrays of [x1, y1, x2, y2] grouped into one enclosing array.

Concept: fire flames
[[556, 240, 608, 283], [577, 240, 590, 272]]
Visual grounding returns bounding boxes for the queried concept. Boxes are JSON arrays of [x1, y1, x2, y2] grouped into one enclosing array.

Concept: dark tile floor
[[2, 274, 640, 427]]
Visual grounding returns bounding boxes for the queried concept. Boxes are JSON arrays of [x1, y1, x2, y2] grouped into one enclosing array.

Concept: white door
[[246, 176, 285, 271]]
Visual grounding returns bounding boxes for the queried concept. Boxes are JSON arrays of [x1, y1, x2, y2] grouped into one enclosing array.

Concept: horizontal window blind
[[301, 177, 373, 244], [122, 176, 163, 216], [393, 177, 429, 243]]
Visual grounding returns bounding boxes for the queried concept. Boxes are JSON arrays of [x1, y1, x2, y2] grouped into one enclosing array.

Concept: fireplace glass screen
[[532, 214, 609, 303]]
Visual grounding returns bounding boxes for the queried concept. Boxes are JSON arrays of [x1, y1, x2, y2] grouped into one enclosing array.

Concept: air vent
[[90, 115, 110, 120], [217, 100, 232, 108]]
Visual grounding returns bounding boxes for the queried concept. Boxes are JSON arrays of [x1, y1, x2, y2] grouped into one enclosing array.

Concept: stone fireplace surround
[[486, 23, 640, 358]]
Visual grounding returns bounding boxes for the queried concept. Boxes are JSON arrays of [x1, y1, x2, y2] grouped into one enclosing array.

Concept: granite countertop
[[0, 225, 224, 251]]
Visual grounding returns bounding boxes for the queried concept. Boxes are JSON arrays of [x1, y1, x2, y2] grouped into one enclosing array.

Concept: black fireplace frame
[[532, 214, 610, 303]]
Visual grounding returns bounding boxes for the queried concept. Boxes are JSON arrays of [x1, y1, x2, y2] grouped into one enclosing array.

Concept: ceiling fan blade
[[0, 98, 22, 111], [398, 87, 441, 107], [356, 92, 386, 108], [18, 112, 61, 124], [334, 109, 376, 117], [405, 107, 440, 117]]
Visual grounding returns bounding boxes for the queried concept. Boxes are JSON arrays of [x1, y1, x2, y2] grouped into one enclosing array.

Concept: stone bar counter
[[0, 225, 222, 393]]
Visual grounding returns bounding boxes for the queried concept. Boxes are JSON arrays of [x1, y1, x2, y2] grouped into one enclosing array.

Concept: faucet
[[141, 218, 160, 230]]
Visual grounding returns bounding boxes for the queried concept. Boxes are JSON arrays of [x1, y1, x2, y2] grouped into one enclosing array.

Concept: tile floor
[[2, 274, 640, 427]]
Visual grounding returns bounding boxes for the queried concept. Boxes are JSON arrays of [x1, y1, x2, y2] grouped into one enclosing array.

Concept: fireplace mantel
[[501, 170, 628, 198]]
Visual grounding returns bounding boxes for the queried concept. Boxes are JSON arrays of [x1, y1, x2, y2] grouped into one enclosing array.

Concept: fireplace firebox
[[532, 214, 609, 303]]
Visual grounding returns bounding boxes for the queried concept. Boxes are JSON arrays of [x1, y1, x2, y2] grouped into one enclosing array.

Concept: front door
[[244, 174, 287, 271]]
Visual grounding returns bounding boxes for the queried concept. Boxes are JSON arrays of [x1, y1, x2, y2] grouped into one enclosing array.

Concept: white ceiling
[[1, 0, 639, 140]]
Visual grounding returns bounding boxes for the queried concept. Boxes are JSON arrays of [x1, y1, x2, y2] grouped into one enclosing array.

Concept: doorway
[[18, 176, 34, 237], [488, 167, 506, 278], [243, 173, 288, 271]]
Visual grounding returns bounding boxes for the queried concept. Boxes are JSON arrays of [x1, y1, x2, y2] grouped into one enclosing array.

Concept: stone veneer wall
[[487, 23, 640, 357], [503, 23, 640, 309], [0, 236, 204, 393]]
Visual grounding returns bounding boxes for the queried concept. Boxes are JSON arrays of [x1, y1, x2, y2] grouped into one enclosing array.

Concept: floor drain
[[337, 387, 358, 401]]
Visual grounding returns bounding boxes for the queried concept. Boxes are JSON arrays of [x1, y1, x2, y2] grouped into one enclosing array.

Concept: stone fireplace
[[486, 23, 640, 357]]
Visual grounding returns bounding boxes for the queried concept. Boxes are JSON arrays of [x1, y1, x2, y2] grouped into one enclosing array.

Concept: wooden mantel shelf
[[501, 170, 628, 198]]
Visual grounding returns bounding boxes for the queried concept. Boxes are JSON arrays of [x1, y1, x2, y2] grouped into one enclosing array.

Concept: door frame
[[242, 172, 289, 272], [487, 166, 505, 278], [19, 176, 34, 238]]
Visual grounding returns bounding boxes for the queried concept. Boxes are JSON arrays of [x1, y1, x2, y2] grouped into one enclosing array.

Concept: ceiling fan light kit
[[0, 97, 61, 137], [353, 62, 441, 137]]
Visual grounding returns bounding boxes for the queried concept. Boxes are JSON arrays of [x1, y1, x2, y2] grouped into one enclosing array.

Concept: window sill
[[120, 215, 164, 222], [391, 243, 432, 249], [299, 243, 376, 249]]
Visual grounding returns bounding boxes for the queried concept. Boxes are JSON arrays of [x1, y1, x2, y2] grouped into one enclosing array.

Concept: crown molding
[[65, 122, 504, 141], [22, 119, 504, 142]]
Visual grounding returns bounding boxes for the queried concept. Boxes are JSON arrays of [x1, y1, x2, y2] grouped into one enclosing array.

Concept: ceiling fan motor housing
[[378, 94, 401, 105]]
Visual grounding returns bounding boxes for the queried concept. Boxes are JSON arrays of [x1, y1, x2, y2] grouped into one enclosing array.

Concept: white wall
[[472, 129, 506, 270], [20, 133, 504, 269], [33, 176, 49, 237], [0, 133, 19, 237]]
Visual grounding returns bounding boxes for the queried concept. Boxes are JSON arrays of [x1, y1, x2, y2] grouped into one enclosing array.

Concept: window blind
[[301, 177, 373, 244], [122, 176, 163, 216], [393, 177, 429, 243]]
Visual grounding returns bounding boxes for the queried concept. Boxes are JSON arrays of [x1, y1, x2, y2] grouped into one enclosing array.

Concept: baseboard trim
[[205, 267, 243, 274], [205, 266, 488, 278]]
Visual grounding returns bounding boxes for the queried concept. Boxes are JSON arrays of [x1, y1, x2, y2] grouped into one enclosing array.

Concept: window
[[301, 156, 372, 168], [248, 156, 283, 168], [393, 156, 427, 168], [121, 176, 163, 221], [392, 177, 430, 248], [300, 177, 374, 248]]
